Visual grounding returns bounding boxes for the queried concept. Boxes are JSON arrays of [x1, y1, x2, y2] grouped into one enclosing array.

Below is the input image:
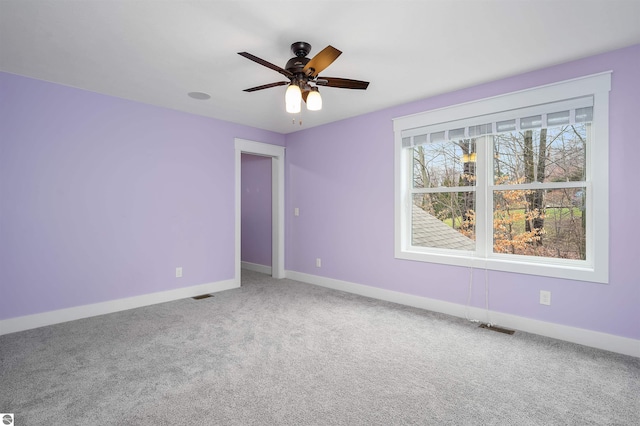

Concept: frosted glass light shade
[[285, 84, 302, 113], [307, 90, 322, 111]]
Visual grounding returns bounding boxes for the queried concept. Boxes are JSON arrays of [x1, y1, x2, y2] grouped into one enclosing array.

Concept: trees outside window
[[411, 123, 587, 259]]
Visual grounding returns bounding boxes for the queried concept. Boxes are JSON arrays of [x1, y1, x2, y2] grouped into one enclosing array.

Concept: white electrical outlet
[[294, 207, 300, 216], [316, 258, 321, 268], [540, 290, 551, 305], [176, 267, 183, 278]]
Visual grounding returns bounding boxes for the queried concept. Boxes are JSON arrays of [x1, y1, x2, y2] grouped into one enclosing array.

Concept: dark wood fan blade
[[243, 81, 289, 92], [316, 77, 370, 90], [303, 46, 342, 77], [238, 52, 294, 79]]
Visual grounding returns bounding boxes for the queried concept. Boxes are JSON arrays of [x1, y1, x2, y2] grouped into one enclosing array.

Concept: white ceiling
[[2, 0, 640, 134]]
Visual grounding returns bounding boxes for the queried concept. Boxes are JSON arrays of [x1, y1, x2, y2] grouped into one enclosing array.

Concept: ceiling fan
[[238, 42, 369, 113]]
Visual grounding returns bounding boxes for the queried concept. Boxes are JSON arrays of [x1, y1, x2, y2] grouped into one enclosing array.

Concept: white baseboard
[[241, 261, 272, 275], [0, 279, 239, 336], [286, 270, 640, 358]]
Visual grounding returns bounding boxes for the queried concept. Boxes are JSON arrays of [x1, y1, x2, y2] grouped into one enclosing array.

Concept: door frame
[[234, 138, 285, 280]]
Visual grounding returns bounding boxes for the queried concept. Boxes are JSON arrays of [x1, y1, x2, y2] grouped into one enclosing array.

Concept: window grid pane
[[493, 123, 588, 186], [412, 193, 476, 250], [492, 187, 586, 260], [412, 140, 477, 189]]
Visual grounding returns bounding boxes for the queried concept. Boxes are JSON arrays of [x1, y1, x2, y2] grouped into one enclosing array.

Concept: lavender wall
[[241, 154, 272, 266], [284, 44, 640, 340], [0, 72, 284, 320]]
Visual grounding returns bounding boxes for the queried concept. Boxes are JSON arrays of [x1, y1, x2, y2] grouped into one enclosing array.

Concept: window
[[394, 73, 610, 283]]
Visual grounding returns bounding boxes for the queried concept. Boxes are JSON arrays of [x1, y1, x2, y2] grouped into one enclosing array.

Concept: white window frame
[[393, 72, 611, 284]]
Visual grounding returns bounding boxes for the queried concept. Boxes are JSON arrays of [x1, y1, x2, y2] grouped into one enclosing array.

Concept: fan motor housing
[[285, 56, 310, 74], [286, 42, 312, 75]]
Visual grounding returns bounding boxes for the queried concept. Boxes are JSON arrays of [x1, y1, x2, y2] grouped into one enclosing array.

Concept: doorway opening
[[240, 153, 272, 274], [234, 139, 285, 282]]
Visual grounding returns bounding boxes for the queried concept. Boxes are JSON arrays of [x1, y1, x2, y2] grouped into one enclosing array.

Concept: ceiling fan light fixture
[[239, 42, 369, 115], [307, 88, 322, 111], [285, 84, 302, 113]]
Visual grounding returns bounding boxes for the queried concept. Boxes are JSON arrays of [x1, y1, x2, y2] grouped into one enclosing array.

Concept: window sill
[[395, 248, 608, 284]]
